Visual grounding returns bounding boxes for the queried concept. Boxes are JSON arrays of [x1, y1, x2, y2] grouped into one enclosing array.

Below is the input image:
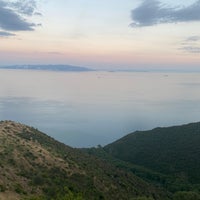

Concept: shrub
[[173, 191, 200, 200]]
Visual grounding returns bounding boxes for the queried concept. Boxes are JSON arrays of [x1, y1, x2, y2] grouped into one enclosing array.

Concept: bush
[[0, 184, 6, 192], [131, 197, 154, 200], [173, 191, 200, 200]]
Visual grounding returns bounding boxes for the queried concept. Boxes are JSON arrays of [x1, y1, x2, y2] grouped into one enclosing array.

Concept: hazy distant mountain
[[0, 65, 93, 72], [0, 121, 167, 200]]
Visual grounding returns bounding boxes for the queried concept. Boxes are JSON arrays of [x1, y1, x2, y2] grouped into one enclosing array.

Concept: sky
[[1, 0, 200, 70]]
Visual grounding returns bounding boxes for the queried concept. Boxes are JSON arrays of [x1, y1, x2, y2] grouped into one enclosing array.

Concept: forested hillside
[[0, 121, 167, 200]]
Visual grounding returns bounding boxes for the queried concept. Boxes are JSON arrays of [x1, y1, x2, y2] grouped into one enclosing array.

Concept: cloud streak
[[0, 31, 15, 37], [182, 46, 200, 53], [8, 0, 40, 16], [0, 6, 35, 31], [186, 36, 200, 42], [180, 35, 200, 53], [131, 0, 200, 27], [0, 0, 41, 34]]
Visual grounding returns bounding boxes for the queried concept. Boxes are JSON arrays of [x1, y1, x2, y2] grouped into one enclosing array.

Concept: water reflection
[[0, 70, 200, 147]]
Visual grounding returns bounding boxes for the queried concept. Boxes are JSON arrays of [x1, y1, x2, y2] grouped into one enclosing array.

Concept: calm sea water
[[0, 69, 200, 147]]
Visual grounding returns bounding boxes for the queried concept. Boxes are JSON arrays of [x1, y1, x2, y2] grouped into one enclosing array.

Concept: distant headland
[[0, 64, 94, 72]]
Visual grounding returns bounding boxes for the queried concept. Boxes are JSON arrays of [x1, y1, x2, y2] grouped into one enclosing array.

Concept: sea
[[1, 69, 200, 147]]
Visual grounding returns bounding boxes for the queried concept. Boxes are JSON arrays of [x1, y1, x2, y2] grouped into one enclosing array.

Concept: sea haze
[[0, 69, 200, 147]]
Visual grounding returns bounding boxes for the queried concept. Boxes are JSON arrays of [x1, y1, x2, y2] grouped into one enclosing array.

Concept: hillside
[[0, 121, 168, 200], [104, 122, 200, 191]]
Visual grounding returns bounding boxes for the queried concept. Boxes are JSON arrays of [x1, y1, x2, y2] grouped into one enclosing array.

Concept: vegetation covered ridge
[[0, 120, 167, 200], [102, 121, 200, 198]]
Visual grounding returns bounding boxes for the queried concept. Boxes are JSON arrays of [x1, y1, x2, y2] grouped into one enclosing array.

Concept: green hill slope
[[104, 122, 200, 186], [0, 121, 168, 200]]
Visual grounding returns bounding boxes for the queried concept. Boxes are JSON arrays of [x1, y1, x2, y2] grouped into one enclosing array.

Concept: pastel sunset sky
[[1, 0, 200, 70]]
